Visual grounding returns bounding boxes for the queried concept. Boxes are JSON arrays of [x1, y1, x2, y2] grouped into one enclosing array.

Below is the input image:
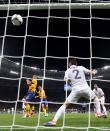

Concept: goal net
[[0, 0, 110, 131]]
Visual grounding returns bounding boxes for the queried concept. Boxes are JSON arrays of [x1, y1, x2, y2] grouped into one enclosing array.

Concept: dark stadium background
[[0, 9, 110, 111]]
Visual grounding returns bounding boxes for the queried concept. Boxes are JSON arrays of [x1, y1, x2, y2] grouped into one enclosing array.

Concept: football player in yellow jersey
[[35, 86, 48, 117], [24, 75, 37, 118], [3, 108, 6, 112]]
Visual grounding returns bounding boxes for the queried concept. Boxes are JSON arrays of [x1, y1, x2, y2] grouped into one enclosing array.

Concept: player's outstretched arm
[[33, 75, 37, 79], [35, 96, 39, 99], [32, 75, 37, 86], [90, 69, 98, 75], [35, 90, 39, 94]]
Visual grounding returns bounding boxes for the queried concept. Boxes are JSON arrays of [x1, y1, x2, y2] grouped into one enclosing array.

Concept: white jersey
[[22, 102, 25, 109], [93, 88, 104, 98], [64, 65, 90, 91], [11, 107, 14, 114]]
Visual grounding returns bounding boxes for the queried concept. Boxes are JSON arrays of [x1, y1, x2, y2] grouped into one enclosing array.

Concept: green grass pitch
[[0, 113, 109, 131]]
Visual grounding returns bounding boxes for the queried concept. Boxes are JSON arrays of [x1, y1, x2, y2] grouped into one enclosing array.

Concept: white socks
[[94, 107, 97, 113], [94, 97, 101, 113], [94, 98, 107, 115], [53, 105, 66, 121], [102, 106, 107, 115]]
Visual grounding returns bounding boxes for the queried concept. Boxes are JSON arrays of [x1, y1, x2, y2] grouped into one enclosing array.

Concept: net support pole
[[36, 0, 51, 129], [10, 0, 31, 130], [88, 0, 93, 129]]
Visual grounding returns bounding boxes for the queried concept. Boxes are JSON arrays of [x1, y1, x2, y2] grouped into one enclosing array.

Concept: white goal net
[[0, 0, 110, 131]]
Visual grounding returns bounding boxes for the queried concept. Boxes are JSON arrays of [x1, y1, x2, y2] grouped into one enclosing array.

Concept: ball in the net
[[11, 14, 23, 26]]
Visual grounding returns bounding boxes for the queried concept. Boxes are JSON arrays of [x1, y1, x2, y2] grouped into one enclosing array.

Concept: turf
[[0, 113, 109, 131]]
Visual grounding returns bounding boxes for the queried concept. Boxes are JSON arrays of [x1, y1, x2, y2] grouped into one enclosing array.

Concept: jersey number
[[73, 70, 81, 79]]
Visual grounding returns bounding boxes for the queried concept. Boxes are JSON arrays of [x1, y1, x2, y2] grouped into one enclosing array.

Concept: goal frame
[[0, 3, 110, 10]]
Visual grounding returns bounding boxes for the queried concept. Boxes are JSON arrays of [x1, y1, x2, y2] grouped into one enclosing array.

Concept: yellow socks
[[26, 104, 30, 116], [30, 109, 32, 114], [46, 106, 48, 113], [42, 107, 46, 115]]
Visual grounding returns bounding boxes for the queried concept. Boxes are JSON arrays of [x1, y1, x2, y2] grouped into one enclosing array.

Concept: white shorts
[[99, 97, 105, 104], [66, 87, 96, 103]]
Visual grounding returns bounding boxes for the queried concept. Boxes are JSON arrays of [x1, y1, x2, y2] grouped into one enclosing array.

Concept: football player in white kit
[[45, 59, 103, 126], [22, 98, 26, 118], [93, 84, 107, 118]]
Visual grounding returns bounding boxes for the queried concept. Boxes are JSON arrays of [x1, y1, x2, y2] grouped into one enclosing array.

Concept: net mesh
[[0, 0, 110, 131]]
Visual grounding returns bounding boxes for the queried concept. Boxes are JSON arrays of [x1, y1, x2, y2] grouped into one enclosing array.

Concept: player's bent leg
[[22, 108, 26, 118], [94, 97, 101, 113], [89, 90, 100, 113], [93, 97, 104, 118], [30, 107, 34, 116], [85, 89, 103, 118], [24, 91, 35, 117], [42, 104, 47, 116], [43, 99, 48, 117], [94, 104, 97, 113], [45, 91, 77, 126], [100, 97, 107, 117], [53, 102, 69, 121], [45, 102, 69, 126], [23, 103, 31, 118]]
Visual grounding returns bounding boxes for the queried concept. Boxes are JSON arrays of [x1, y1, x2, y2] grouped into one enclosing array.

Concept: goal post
[[0, 3, 110, 10]]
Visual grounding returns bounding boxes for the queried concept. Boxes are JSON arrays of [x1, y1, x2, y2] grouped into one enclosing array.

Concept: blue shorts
[[26, 91, 35, 102], [41, 98, 48, 106]]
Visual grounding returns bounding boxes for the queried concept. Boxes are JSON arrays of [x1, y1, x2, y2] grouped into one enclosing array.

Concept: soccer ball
[[11, 14, 23, 26]]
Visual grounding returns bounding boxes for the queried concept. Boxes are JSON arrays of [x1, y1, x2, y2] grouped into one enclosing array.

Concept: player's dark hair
[[38, 85, 42, 88], [69, 58, 77, 65], [94, 83, 98, 87]]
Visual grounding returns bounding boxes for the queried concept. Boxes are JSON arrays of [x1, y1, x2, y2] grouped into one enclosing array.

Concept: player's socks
[[102, 106, 107, 115], [43, 107, 47, 115], [30, 109, 32, 114], [23, 109, 25, 116], [22, 113, 26, 118], [45, 106, 48, 116], [30, 109, 34, 116], [45, 113, 48, 117], [26, 110, 30, 117], [30, 111, 34, 115], [53, 105, 66, 121], [94, 97, 101, 113], [25, 104, 31, 117], [46, 106, 48, 113], [23, 111, 26, 118], [23, 112, 30, 118], [94, 108, 97, 113], [26, 114, 30, 118]]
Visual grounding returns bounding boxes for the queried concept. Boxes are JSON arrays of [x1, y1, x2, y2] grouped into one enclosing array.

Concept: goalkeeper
[[45, 58, 103, 126], [35, 86, 48, 117], [23, 75, 37, 118]]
